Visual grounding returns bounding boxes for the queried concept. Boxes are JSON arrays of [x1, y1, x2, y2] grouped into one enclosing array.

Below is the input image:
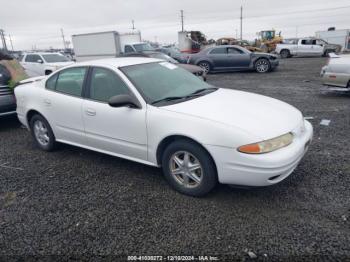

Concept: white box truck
[[72, 31, 154, 62], [316, 29, 350, 52]]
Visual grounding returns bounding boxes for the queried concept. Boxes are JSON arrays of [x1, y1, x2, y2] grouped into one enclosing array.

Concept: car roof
[[23, 52, 62, 55], [75, 57, 163, 68]]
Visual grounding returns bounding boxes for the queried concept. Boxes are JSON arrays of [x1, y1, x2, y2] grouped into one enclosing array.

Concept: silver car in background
[[321, 53, 350, 89]]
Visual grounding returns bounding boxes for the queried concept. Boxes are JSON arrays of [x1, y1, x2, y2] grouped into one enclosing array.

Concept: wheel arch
[[156, 135, 218, 173], [196, 59, 214, 68], [26, 109, 53, 133], [45, 69, 53, 75], [280, 49, 290, 56]]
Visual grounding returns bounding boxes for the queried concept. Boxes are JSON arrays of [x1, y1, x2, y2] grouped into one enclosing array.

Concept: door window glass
[[301, 40, 313, 45], [25, 54, 42, 63], [125, 45, 135, 53], [210, 48, 227, 54], [228, 48, 244, 54], [56, 67, 86, 97], [46, 73, 58, 90], [89, 67, 130, 102]]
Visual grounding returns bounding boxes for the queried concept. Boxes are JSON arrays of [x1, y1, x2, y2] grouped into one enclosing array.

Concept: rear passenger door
[[298, 40, 313, 55], [43, 67, 88, 145], [208, 47, 229, 69]]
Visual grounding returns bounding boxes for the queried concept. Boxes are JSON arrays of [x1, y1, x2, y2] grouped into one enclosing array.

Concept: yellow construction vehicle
[[255, 30, 283, 53]]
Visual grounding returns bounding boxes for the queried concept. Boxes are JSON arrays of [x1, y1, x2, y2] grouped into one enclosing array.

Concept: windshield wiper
[[151, 96, 187, 105], [187, 87, 218, 97], [151, 88, 218, 105]]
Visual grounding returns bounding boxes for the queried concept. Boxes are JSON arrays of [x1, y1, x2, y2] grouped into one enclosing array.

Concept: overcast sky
[[2, 0, 350, 50]]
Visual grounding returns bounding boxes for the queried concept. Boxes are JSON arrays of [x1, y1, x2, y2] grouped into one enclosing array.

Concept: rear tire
[[280, 49, 290, 59], [161, 139, 217, 197], [29, 114, 57, 151], [254, 58, 271, 73], [197, 61, 211, 74]]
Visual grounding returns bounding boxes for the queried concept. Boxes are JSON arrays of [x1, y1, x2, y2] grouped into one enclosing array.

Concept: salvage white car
[[15, 58, 313, 196], [19, 52, 75, 77]]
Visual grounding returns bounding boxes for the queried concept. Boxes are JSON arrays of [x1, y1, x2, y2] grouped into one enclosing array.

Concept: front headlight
[[238, 133, 294, 154]]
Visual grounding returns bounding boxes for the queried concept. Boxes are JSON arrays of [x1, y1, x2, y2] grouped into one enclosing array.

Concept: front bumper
[[270, 59, 279, 68], [0, 94, 16, 117], [206, 120, 313, 186]]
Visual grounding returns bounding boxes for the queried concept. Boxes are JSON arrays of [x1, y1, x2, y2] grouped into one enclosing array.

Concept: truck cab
[[124, 42, 155, 53]]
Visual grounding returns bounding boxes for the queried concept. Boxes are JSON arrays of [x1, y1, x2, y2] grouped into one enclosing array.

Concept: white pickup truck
[[275, 38, 341, 58]]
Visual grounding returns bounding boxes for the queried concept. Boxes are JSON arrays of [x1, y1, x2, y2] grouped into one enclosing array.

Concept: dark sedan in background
[[188, 45, 279, 73], [0, 64, 16, 117], [124, 51, 206, 80]]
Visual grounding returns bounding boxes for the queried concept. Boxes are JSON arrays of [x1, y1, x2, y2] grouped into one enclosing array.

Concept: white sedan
[[15, 58, 313, 196]]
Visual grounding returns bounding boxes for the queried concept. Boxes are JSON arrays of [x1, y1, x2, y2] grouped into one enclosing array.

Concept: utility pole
[[0, 29, 8, 51], [240, 6, 243, 40], [9, 34, 14, 51], [180, 10, 184, 32], [132, 20, 135, 30], [61, 28, 66, 50]]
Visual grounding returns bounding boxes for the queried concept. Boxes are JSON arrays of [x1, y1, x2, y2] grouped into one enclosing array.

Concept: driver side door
[[227, 47, 251, 69], [82, 66, 148, 161]]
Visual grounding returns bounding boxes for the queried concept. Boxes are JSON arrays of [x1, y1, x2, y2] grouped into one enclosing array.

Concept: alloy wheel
[[256, 59, 270, 73], [33, 120, 50, 146], [199, 62, 210, 73], [169, 151, 203, 188]]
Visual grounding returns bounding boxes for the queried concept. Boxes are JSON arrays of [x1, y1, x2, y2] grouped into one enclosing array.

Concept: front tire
[[255, 58, 271, 73], [198, 61, 211, 74], [29, 114, 57, 151], [161, 139, 217, 197]]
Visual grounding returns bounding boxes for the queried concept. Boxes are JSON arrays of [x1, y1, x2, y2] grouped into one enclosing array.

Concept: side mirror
[[108, 94, 140, 109], [37, 59, 43, 63]]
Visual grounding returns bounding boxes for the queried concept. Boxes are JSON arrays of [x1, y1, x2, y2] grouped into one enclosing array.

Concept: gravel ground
[[0, 57, 349, 261]]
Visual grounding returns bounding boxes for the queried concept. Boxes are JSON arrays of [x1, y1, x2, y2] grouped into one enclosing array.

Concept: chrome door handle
[[85, 109, 96, 116]]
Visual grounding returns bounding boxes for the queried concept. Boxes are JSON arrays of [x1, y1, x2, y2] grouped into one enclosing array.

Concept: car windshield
[[134, 43, 155, 52], [42, 54, 70, 63], [148, 53, 178, 64], [121, 62, 214, 105]]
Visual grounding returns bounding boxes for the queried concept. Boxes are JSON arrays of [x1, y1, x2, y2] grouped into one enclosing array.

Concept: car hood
[[46, 62, 75, 67], [160, 88, 303, 140]]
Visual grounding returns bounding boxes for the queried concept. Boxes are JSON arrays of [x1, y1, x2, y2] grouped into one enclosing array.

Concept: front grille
[[0, 85, 13, 96]]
